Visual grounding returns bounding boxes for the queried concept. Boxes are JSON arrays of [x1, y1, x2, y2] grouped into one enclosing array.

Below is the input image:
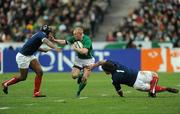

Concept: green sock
[[77, 82, 87, 96], [77, 72, 83, 84]]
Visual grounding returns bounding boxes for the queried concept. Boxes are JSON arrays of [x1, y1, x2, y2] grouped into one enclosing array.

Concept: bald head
[[73, 27, 84, 40]]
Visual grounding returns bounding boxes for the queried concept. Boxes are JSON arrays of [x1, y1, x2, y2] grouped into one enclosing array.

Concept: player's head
[[40, 25, 52, 35], [73, 27, 84, 40], [101, 61, 117, 74]]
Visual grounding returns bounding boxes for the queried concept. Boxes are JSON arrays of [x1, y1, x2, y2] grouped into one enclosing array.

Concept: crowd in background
[[107, 0, 180, 47], [0, 0, 110, 42]]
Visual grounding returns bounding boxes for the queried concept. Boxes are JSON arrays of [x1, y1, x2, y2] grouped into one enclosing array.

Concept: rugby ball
[[74, 41, 83, 48]]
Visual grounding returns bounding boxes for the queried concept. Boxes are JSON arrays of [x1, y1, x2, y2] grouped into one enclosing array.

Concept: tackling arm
[[54, 39, 67, 45], [42, 38, 61, 52], [89, 60, 107, 70], [38, 48, 51, 53], [48, 34, 67, 45], [112, 81, 124, 97]]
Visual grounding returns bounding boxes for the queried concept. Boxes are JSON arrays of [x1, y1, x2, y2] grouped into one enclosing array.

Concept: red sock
[[4, 77, 19, 87], [34, 76, 42, 94], [155, 85, 167, 92], [150, 76, 159, 93]]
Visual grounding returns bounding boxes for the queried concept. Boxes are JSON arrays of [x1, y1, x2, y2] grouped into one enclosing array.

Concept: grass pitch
[[0, 72, 180, 114]]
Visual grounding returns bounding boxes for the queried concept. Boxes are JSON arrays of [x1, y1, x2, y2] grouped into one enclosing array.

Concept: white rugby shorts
[[74, 56, 95, 68], [16, 52, 36, 69], [133, 71, 154, 91]]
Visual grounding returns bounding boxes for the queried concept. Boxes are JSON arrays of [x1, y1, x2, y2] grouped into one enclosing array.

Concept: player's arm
[[42, 38, 61, 52], [90, 60, 107, 70], [53, 39, 67, 45], [112, 81, 124, 97], [49, 34, 67, 45], [72, 39, 92, 54], [72, 44, 88, 54], [38, 48, 51, 53]]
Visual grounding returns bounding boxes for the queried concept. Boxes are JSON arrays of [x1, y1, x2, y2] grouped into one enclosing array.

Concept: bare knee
[[18, 75, 27, 81], [36, 70, 43, 77], [72, 73, 79, 79], [152, 72, 158, 78]]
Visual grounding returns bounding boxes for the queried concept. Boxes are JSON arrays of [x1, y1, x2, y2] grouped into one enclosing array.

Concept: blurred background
[[0, 0, 180, 73]]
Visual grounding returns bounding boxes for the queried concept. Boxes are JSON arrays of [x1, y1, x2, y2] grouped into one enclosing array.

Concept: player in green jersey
[[51, 27, 95, 97]]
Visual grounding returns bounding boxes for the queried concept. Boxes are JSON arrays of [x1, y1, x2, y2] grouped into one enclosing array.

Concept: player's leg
[[77, 66, 91, 97], [2, 69, 28, 94], [29, 59, 46, 97], [2, 53, 29, 94], [71, 65, 84, 84], [71, 66, 81, 79], [133, 71, 158, 97], [149, 72, 159, 97], [147, 72, 178, 96], [77, 72, 83, 84], [166, 87, 179, 93]]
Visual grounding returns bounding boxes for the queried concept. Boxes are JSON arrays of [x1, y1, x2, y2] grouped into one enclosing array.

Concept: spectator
[[110, 0, 180, 47], [0, 0, 110, 42]]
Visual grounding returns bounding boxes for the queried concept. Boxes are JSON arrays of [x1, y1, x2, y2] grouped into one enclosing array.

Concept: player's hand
[[117, 90, 124, 97], [89, 64, 95, 70], [48, 34, 56, 42], [72, 44, 77, 49], [72, 44, 79, 52], [55, 47, 61, 52], [43, 48, 51, 53], [81, 76, 87, 82]]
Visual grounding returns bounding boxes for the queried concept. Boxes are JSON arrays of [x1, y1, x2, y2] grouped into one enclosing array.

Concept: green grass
[[0, 72, 180, 114]]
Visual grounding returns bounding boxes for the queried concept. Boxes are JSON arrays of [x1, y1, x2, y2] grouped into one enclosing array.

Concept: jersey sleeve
[[83, 38, 92, 49], [38, 32, 47, 42], [66, 36, 74, 45], [112, 80, 121, 91]]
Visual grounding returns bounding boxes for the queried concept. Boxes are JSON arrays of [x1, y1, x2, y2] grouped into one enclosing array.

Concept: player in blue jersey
[[2, 25, 61, 97], [91, 60, 179, 97]]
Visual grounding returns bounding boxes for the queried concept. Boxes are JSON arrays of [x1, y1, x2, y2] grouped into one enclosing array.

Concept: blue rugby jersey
[[19, 31, 47, 56], [106, 60, 138, 91]]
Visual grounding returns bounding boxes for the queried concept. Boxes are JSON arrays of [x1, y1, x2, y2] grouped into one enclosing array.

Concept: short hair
[[73, 27, 83, 35], [102, 61, 117, 73]]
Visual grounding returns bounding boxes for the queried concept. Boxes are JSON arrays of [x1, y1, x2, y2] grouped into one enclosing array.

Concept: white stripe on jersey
[[116, 70, 125, 73]]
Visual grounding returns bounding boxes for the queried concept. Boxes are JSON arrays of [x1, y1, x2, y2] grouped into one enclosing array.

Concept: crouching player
[[2, 25, 61, 97], [91, 60, 179, 97]]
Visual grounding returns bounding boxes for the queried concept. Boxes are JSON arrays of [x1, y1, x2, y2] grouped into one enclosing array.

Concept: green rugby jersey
[[67, 35, 93, 59]]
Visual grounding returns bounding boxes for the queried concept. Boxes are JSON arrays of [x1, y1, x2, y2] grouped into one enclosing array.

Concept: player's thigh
[[83, 66, 91, 78], [19, 68, 29, 80], [133, 71, 152, 90], [71, 67, 81, 78], [30, 59, 43, 76], [16, 53, 31, 69]]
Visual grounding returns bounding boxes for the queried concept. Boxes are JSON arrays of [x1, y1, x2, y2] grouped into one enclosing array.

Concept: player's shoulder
[[83, 35, 92, 42], [35, 31, 46, 37], [83, 34, 91, 39]]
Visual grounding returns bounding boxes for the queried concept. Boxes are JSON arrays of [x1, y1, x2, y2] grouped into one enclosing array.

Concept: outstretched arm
[[42, 38, 61, 52], [112, 81, 124, 97], [90, 60, 107, 70], [49, 35, 67, 45], [38, 48, 51, 53]]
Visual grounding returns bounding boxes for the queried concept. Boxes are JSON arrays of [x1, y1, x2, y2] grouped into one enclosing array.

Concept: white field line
[[0, 107, 10, 110], [24, 104, 34, 106], [78, 97, 88, 100], [54, 99, 66, 103], [101, 94, 108, 97], [176, 84, 180, 87], [124, 91, 132, 94]]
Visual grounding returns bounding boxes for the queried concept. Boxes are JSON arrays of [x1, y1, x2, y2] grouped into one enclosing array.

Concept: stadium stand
[[0, 0, 110, 42], [108, 0, 180, 48]]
